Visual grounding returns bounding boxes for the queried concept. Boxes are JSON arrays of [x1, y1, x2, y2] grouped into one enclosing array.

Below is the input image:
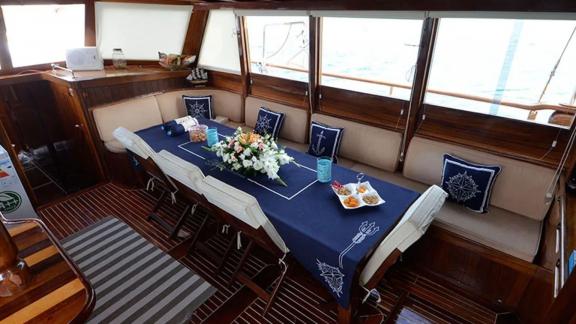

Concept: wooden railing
[[253, 61, 576, 117]]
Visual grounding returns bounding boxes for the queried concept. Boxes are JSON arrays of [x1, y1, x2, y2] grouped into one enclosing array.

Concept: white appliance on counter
[[0, 145, 37, 220]]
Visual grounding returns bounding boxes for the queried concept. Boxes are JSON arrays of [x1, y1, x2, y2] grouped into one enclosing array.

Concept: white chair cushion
[[112, 127, 155, 159], [199, 176, 288, 253], [154, 89, 242, 123], [156, 150, 204, 194], [311, 113, 402, 172], [403, 136, 554, 221], [93, 95, 163, 143], [245, 96, 308, 144], [360, 185, 447, 285]]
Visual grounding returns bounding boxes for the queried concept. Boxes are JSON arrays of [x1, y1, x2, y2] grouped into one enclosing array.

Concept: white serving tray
[[331, 181, 386, 210]]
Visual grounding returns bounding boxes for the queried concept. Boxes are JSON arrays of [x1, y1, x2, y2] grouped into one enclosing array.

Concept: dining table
[[136, 118, 420, 310]]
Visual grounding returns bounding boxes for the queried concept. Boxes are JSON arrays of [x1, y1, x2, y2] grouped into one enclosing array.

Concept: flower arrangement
[[204, 128, 295, 186]]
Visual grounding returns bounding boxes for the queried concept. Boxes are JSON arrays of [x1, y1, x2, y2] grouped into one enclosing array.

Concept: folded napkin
[[161, 116, 197, 131], [165, 118, 199, 137]]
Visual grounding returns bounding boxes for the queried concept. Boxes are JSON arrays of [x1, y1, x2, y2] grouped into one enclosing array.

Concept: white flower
[[242, 159, 253, 168]]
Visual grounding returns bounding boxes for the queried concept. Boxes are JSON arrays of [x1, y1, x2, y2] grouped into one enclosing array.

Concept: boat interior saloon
[[1, 0, 576, 323]]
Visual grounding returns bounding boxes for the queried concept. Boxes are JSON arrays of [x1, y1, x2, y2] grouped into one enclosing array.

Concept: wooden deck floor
[[38, 182, 501, 323]]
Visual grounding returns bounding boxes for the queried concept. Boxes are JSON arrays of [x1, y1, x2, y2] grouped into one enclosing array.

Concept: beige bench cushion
[[245, 96, 308, 144], [311, 113, 402, 172], [104, 139, 126, 153], [404, 136, 554, 221], [155, 89, 242, 123], [92, 95, 163, 143], [277, 138, 308, 153], [351, 162, 541, 262]]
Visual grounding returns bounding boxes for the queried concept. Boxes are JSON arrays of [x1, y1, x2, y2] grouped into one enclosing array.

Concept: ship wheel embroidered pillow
[[183, 95, 213, 119], [441, 154, 501, 213], [307, 122, 344, 162], [254, 107, 285, 139]]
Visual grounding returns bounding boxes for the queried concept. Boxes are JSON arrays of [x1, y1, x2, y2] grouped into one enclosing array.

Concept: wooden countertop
[[0, 66, 191, 87]]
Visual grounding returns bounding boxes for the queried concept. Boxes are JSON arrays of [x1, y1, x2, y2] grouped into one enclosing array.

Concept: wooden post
[[0, 221, 29, 297]]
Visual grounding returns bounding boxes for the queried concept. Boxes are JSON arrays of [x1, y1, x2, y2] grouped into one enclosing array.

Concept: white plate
[[332, 181, 386, 209]]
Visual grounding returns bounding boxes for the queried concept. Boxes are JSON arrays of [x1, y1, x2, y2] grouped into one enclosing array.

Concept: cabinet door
[[49, 82, 104, 191]]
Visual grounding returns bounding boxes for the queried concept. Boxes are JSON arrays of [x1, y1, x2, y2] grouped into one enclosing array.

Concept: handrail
[[253, 61, 576, 115]]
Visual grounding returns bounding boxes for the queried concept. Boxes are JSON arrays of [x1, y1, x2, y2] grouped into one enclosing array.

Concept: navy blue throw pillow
[[254, 107, 285, 139], [307, 121, 343, 162], [441, 154, 501, 213], [183, 95, 213, 119]]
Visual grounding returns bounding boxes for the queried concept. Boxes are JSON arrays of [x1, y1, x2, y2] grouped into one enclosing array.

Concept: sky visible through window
[[246, 16, 309, 82], [2, 4, 85, 67], [321, 18, 423, 100], [426, 18, 576, 126]]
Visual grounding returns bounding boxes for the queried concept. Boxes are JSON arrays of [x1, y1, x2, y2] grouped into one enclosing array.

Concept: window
[[245, 16, 309, 82], [198, 10, 241, 74], [425, 18, 576, 127], [2, 4, 84, 68], [321, 18, 423, 100], [96, 3, 192, 60]]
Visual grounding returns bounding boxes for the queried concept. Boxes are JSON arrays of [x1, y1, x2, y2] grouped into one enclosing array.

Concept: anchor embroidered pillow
[[441, 154, 501, 213], [182, 95, 213, 119], [254, 107, 285, 139], [307, 122, 344, 162]]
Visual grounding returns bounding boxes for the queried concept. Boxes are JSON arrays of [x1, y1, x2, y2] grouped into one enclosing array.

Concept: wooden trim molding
[[0, 7, 13, 70], [401, 17, 438, 163], [192, 0, 576, 12], [182, 9, 209, 57], [237, 15, 249, 122], [84, 0, 96, 46]]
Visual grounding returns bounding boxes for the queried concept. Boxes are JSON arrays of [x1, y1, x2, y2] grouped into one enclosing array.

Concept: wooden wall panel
[[318, 85, 408, 131], [79, 77, 189, 108], [207, 70, 242, 94], [407, 226, 541, 312], [415, 104, 570, 167], [249, 73, 308, 109]]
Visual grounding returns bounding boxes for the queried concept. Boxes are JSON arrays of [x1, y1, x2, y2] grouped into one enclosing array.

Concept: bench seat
[[351, 154, 543, 262]]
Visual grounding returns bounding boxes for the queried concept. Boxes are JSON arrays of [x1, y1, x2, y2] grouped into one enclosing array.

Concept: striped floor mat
[[62, 216, 217, 323]]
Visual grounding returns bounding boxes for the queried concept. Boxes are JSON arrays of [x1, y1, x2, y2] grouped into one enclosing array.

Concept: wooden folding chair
[[198, 176, 290, 315]]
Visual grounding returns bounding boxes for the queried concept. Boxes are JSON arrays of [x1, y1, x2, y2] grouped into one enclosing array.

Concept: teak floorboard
[[38, 182, 499, 323]]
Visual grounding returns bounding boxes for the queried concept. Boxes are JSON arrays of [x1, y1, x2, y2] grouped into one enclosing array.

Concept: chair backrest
[[155, 150, 204, 194], [198, 176, 289, 253], [112, 127, 156, 159], [359, 185, 447, 285]]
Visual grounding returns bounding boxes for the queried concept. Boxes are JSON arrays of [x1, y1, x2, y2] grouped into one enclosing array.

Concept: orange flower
[[249, 133, 261, 143]]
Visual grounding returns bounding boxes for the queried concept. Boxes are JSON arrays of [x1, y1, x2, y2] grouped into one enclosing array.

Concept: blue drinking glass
[[206, 128, 219, 147], [317, 157, 332, 183]]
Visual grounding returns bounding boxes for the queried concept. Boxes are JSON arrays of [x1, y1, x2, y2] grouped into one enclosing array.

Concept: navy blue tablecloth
[[136, 120, 420, 307]]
